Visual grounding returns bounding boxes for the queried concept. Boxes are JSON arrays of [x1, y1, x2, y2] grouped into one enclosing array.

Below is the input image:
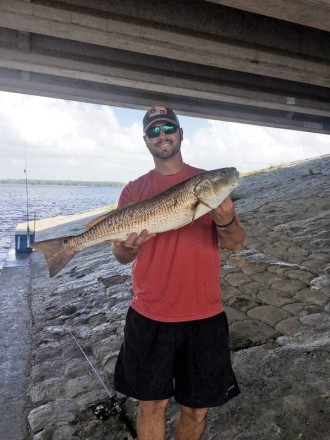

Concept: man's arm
[[209, 196, 246, 251]]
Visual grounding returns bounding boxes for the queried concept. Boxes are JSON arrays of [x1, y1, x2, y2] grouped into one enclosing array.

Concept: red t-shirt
[[117, 163, 225, 322]]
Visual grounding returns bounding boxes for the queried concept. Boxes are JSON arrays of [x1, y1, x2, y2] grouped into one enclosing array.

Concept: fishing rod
[[68, 330, 137, 439], [24, 159, 30, 247], [23, 146, 36, 250]]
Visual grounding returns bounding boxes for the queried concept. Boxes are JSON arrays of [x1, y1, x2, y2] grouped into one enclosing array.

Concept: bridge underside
[[0, 0, 329, 134]]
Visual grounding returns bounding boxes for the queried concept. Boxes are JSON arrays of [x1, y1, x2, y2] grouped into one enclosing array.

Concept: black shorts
[[114, 308, 240, 408]]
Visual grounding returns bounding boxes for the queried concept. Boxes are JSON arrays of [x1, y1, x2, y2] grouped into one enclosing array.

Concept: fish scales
[[32, 168, 239, 277], [88, 182, 192, 242]]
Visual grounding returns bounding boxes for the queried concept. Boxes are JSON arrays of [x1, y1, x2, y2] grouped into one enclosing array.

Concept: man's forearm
[[217, 221, 246, 251]]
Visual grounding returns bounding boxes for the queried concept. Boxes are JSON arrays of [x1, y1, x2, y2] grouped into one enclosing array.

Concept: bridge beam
[[0, 0, 329, 133]]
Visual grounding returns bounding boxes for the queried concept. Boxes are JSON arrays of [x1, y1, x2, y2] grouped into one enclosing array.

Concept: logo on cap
[[148, 106, 168, 117]]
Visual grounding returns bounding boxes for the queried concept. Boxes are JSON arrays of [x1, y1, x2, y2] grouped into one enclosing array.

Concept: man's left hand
[[210, 196, 235, 226]]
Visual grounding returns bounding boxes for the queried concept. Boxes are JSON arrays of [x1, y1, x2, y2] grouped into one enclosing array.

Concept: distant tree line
[[0, 179, 126, 187]]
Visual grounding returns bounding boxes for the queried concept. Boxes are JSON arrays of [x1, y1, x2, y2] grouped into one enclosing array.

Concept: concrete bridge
[[0, 0, 329, 134]]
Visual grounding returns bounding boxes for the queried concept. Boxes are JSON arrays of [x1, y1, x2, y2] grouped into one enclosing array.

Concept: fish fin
[[84, 212, 112, 231], [32, 236, 77, 278], [193, 179, 218, 209], [191, 201, 200, 223]]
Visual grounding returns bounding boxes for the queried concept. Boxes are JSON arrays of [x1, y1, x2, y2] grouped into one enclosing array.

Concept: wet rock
[[229, 319, 278, 349], [99, 274, 130, 287], [71, 325, 93, 340], [302, 257, 330, 269], [107, 284, 132, 301], [276, 210, 330, 253], [275, 317, 301, 335], [52, 425, 78, 440], [247, 305, 292, 327], [271, 279, 307, 294], [64, 375, 101, 399], [282, 302, 322, 316], [294, 288, 328, 305], [227, 295, 261, 313], [250, 271, 283, 285], [225, 305, 248, 324], [28, 400, 75, 433], [88, 313, 107, 327], [284, 269, 315, 284], [29, 378, 61, 404], [104, 354, 119, 375], [309, 252, 330, 263], [239, 281, 266, 296], [32, 427, 54, 440], [227, 255, 268, 275], [32, 344, 66, 365], [285, 253, 308, 265], [30, 360, 66, 383], [267, 266, 290, 275], [257, 289, 295, 307], [74, 389, 109, 412], [310, 274, 330, 292], [92, 335, 120, 360], [225, 272, 252, 287], [221, 285, 241, 301], [323, 264, 330, 274], [241, 263, 268, 275], [300, 313, 330, 330], [65, 358, 89, 379], [109, 299, 131, 317]]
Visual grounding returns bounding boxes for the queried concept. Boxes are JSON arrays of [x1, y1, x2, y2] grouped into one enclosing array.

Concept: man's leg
[[137, 399, 169, 440], [175, 406, 208, 440]]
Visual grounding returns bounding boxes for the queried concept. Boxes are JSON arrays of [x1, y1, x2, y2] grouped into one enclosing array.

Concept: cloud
[[182, 120, 329, 173], [0, 92, 152, 181], [0, 91, 328, 182]]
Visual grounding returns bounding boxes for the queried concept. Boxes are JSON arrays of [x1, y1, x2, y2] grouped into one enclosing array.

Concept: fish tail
[[32, 236, 77, 278]]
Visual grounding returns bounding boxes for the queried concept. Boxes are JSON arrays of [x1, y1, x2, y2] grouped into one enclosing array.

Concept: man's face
[[144, 121, 183, 160]]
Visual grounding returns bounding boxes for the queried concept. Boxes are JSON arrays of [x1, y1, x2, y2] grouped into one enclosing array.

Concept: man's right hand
[[112, 230, 156, 264]]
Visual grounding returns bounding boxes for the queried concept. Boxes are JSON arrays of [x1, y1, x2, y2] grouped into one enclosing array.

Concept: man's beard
[[148, 138, 181, 160]]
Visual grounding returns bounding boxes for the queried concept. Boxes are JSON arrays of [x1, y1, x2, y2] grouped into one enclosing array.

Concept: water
[[0, 184, 123, 271]]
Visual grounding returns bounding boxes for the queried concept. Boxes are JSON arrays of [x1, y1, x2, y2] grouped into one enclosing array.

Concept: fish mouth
[[222, 168, 239, 188], [232, 171, 239, 187]]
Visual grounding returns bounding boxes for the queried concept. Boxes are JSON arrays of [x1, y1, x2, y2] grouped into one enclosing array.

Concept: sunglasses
[[145, 123, 179, 138]]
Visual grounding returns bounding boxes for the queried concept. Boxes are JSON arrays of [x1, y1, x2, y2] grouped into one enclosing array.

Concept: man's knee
[[139, 399, 170, 415], [180, 406, 209, 424]]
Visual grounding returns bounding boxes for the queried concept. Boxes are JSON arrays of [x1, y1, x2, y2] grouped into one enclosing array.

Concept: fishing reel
[[89, 397, 137, 439], [89, 399, 117, 421], [69, 331, 137, 438]]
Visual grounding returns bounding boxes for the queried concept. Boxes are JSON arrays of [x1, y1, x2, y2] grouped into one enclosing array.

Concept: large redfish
[[32, 168, 239, 277]]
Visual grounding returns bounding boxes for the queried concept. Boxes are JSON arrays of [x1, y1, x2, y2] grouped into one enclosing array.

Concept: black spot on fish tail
[[32, 236, 77, 278]]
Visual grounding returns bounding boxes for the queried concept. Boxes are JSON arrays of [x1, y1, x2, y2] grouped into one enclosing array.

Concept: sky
[[0, 91, 329, 183]]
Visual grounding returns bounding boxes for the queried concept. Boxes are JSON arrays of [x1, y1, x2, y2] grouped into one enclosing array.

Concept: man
[[112, 105, 246, 440]]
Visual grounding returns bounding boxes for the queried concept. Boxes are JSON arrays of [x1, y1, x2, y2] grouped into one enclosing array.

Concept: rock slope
[[28, 155, 330, 439]]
